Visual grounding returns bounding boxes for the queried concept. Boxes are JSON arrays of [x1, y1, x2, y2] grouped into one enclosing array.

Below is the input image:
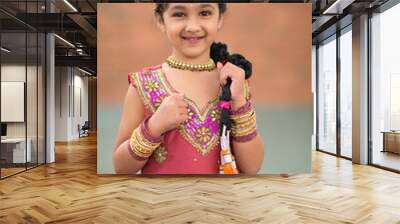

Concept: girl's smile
[[181, 35, 206, 45]]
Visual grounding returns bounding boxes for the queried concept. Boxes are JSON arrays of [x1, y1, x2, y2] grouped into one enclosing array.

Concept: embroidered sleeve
[[128, 72, 138, 89], [127, 68, 168, 114], [127, 71, 152, 115]]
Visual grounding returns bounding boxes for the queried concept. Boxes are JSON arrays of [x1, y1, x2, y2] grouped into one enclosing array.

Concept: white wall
[[1, 63, 46, 164], [72, 73, 89, 138], [55, 66, 69, 141], [312, 45, 316, 150], [54, 67, 89, 141], [1, 65, 37, 138], [1, 82, 25, 122]]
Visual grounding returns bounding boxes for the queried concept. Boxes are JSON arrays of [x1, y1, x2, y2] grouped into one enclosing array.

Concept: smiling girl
[[112, 3, 265, 174]]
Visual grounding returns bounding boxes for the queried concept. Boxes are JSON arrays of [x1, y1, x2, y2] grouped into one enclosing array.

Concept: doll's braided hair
[[210, 42, 252, 135]]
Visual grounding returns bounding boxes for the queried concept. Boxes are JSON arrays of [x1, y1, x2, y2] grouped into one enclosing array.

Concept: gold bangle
[[232, 120, 256, 131], [232, 119, 255, 131], [234, 114, 256, 126], [130, 138, 154, 157], [129, 127, 161, 158], [232, 117, 256, 128], [232, 125, 256, 136], [232, 127, 257, 138], [130, 133, 152, 156], [135, 128, 160, 148], [232, 124, 257, 137], [130, 145, 150, 158], [232, 117, 255, 129], [232, 108, 254, 118], [133, 133, 158, 154], [231, 112, 255, 124], [136, 126, 161, 148], [231, 108, 257, 138], [235, 120, 256, 129]]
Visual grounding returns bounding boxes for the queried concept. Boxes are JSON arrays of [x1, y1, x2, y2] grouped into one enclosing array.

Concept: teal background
[[98, 104, 313, 174]]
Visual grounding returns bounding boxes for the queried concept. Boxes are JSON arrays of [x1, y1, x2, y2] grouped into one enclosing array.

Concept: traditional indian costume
[[127, 63, 255, 174]]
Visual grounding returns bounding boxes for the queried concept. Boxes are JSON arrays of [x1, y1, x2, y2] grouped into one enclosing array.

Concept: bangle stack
[[128, 117, 163, 161], [230, 101, 258, 142]]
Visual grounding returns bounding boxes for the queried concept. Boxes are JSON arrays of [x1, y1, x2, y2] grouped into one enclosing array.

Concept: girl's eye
[[200, 10, 212, 16], [172, 12, 186, 18]]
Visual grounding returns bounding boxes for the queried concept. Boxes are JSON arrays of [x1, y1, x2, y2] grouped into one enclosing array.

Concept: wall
[[1, 62, 45, 165], [54, 67, 89, 141], [1, 64, 41, 138]]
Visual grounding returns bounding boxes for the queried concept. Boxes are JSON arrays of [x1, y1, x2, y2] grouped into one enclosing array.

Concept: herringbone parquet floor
[[1, 134, 400, 224]]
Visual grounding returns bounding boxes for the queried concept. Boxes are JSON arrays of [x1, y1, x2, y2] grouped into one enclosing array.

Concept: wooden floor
[[1, 135, 400, 223], [0, 167, 26, 178]]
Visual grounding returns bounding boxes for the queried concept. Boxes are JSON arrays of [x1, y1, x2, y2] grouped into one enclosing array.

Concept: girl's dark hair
[[154, 3, 252, 136]]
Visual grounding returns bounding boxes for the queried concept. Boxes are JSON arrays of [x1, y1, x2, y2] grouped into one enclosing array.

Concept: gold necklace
[[166, 56, 216, 72]]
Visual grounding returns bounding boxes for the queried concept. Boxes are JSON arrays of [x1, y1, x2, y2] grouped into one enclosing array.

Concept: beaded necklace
[[166, 56, 216, 72]]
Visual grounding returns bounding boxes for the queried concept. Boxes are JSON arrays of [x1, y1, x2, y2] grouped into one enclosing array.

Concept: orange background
[[98, 3, 312, 106]]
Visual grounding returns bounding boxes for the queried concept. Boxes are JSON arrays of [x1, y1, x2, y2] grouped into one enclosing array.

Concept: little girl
[[113, 3, 264, 174]]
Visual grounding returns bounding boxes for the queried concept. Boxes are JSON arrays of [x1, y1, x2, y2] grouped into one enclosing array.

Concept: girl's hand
[[146, 93, 189, 137], [217, 62, 247, 110]]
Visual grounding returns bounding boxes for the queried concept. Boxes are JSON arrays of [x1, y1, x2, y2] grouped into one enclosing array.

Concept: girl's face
[[157, 3, 223, 60]]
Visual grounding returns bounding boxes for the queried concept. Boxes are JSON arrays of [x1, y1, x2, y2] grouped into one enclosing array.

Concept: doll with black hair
[[113, 3, 264, 174]]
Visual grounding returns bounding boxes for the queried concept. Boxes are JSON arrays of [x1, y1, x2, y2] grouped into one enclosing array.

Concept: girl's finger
[[217, 62, 224, 72], [178, 113, 189, 123], [181, 102, 189, 107], [220, 74, 227, 86], [179, 106, 188, 114], [220, 69, 230, 85], [177, 105, 188, 111]]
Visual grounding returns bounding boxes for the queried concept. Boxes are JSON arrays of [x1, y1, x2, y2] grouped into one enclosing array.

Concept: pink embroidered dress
[[128, 64, 249, 174]]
